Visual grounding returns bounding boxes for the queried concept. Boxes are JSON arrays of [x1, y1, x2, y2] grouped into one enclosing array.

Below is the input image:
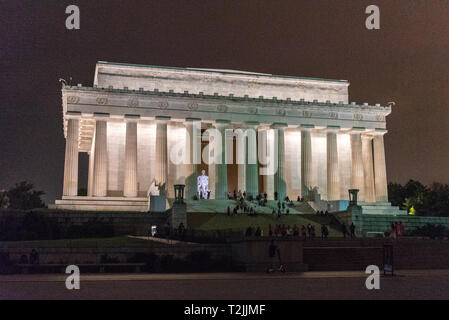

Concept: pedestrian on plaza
[[341, 223, 348, 238], [350, 222, 356, 238], [301, 225, 307, 240]]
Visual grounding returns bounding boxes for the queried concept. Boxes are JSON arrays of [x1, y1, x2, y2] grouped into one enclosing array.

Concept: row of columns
[[63, 116, 388, 203]]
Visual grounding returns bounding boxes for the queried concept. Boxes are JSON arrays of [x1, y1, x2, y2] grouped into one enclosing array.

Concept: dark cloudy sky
[[1, 0, 448, 203]]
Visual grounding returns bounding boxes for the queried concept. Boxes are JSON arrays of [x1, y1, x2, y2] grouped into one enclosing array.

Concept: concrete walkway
[[1, 269, 448, 299], [127, 235, 197, 245]]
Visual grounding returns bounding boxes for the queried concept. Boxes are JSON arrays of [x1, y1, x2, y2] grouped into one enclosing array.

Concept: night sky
[[1, 0, 448, 204]]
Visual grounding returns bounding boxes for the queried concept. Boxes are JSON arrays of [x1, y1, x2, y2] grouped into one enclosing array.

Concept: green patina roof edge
[[97, 61, 349, 84], [300, 124, 315, 128]]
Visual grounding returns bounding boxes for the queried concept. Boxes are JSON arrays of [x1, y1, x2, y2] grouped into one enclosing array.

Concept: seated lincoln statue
[[197, 170, 209, 199]]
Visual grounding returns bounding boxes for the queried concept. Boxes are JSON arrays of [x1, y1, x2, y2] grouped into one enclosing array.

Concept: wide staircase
[[290, 202, 316, 214]]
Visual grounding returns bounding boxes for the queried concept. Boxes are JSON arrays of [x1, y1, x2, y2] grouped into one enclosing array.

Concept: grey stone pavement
[[1, 270, 449, 300]]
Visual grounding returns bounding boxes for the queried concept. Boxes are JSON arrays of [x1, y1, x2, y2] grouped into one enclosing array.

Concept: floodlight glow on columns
[[185, 117, 202, 200], [326, 125, 340, 201], [92, 112, 110, 197], [300, 124, 314, 199], [214, 119, 230, 200], [349, 127, 366, 201], [245, 121, 260, 197], [361, 133, 376, 203], [63, 112, 81, 197], [155, 116, 170, 187], [372, 128, 388, 203], [272, 122, 288, 201], [123, 114, 140, 198]]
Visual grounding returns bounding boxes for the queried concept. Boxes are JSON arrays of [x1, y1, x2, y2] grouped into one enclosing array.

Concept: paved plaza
[[1, 270, 448, 300]]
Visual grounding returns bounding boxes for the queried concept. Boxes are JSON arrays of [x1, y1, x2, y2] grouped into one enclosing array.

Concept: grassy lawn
[[0, 236, 151, 248], [188, 212, 341, 237]]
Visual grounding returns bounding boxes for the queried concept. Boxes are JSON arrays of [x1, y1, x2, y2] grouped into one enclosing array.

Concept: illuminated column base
[[362, 134, 376, 203], [273, 123, 287, 201], [63, 118, 79, 196], [93, 118, 108, 197], [123, 119, 138, 197]]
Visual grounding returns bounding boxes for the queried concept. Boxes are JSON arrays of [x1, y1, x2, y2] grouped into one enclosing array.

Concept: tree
[[388, 180, 449, 217], [0, 190, 9, 208], [6, 181, 45, 210], [387, 182, 407, 208]]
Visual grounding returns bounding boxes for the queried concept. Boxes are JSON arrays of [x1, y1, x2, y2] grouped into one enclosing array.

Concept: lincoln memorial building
[[54, 61, 402, 214]]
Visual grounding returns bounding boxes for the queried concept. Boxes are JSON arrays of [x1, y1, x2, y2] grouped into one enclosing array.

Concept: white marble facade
[[56, 61, 392, 211]]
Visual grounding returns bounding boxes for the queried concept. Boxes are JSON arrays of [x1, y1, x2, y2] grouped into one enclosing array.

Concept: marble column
[[87, 141, 95, 197], [326, 126, 340, 201], [123, 118, 138, 197], [362, 134, 376, 203], [207, 126, 216, 199], [155, 116, 169, 187], [185, 118, 201, 200], [301, 125, 314, 199], [236, 127, 246, 193], [259, 129, 270, 197], [373, 129, 388, 202], [215, 120, 229, 200], [350, 128, 365, 201], [245, 122, 259, 197], [63, 118, 79, 196], [93, 119, 108, 197], [273, 123, 287, 201]]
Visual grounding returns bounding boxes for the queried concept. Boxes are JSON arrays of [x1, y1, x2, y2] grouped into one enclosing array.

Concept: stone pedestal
[[170, 202, 187, 229], [149, 195, 166, 212]]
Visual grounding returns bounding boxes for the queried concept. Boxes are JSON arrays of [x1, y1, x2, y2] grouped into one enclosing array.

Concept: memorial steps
[[358, 202, 407, 215], [53, 196, 149, 212], [187, 211, 341, 237], [185, 199, 240, 213], [289, 202, 317, 214]]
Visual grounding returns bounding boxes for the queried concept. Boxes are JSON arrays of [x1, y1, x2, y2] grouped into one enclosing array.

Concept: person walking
[[350, 222, 356, 238], [301, 225, 307, 240], [307, 223, 312, 239], [321, 224, 327, 239], [341, 223, 348, 238]]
